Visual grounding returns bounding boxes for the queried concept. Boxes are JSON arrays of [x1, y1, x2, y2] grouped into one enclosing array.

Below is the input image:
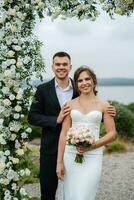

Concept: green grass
[[105, 139, 127, 153]]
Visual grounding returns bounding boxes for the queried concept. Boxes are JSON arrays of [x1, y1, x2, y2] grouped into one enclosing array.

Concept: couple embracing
[[28, 52, 116, 200]]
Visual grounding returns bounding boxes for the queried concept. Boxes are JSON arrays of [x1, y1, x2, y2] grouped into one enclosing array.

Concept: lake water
[[98, 86, 134, 105]]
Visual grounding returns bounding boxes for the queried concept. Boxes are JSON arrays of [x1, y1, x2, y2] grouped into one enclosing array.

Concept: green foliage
[[19, 148, 39, 184], [23, 115, 41, 140], [112, 101, 134, 137], [127, 103, 134, 113], [105, 139, 127, 153]]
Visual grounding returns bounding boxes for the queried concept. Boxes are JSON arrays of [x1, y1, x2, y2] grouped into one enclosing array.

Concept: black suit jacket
[[28, 78, 78, 155]]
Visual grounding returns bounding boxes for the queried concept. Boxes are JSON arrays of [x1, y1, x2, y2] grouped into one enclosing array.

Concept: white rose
[[16, 60, 23, 68], [4, 150, 10, 156], [9, 8, 16, 16], [14, 105, 22, 112], [9, 94, 15, 101], [2, 87, 10, 94], [7, 50, 15, 57], [14, 113, 20, 119], [0, 162, 5, 174], [9, 156, 19, 164], [16, 149, 24, 156], [1, 178, 9, 185], [26, 127, 32, 133], [12, 157, 19, 164], [3, 99, 11, 107], [20, 188, 27, 196], [20, 170, 25, 176], [21, 132, 28, 139], [16, 93, 23, 100], [15, 140, 21, 148], [38, 1, 45, 8], [10, 25, 17, 33], [4, 70, 12, 78], [10, 134, 17, 141], [12, 183, 17, 190], [25, 168, 31, 176]]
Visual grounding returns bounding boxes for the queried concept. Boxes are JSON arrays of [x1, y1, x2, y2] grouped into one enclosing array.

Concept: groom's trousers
[[40, 154, 58, 200]]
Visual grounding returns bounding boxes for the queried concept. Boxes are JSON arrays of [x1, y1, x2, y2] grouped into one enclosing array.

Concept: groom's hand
[[57, 103, 71, 124], [106, 102, 116, 117]]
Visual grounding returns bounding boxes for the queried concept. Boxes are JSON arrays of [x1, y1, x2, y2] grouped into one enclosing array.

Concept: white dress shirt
[[55, 78, 73, 107]]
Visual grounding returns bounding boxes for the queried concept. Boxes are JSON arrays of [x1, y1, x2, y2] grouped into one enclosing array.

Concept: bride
[[56, 66, 116, 200]]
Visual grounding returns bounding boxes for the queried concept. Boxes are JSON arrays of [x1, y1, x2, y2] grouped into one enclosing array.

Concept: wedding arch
[[0, 0, 134, 199]]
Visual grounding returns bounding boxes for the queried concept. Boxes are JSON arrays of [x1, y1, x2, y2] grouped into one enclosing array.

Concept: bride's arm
[[93, 102, 116, 149], [56, 115, 71, 180]]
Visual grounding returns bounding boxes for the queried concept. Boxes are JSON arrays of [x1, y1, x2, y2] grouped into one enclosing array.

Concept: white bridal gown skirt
[[57, 146, 103, 200]]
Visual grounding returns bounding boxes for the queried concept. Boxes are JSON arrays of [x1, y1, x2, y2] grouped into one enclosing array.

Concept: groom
[[28, 51, 116, 200]]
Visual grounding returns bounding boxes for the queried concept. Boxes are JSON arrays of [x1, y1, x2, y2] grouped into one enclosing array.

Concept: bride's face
[[77, 71, 94, 94]]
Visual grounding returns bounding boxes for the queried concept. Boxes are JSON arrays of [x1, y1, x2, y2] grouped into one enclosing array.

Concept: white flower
[[20, 169, 25, 176], [16, 60, 23, 68], [12, 45, 21, 51], [38, 1, 45, 8], [7, 169, 15, 180], [20, 188, 27, 196], [12, 38, 18, 44], [0, 162, 5, 174], [2, 87, 10, 94], [26, 127, 32, 133], [4, 190, 10, 196], [16, 148, 24, 156], [0, 178, 10, 185], [0, 119, 4, 126], [15, 140, 21, 148], [14, 105, 22, 112], [9, 94, 16, 101], [4, 70, 12, 78], [14, 113, 20, 119], [21, 132, 28, 139], [0, 134, 7, 145], [7, 50, 15, 58], [3, 99, 11, 107], [9, 121, 22, 132], [25, 168, 31, 176], [9, 8, 16, 16], [12, 183, 17, 190], [10, 134, 17, 141], [10, 25, 17, 33], [16, 93, 23, 100], [4, 150, 10, 156], [9, 156, 19, 164]]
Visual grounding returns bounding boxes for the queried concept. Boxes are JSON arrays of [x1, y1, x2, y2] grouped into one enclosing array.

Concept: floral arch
[[0, 0, 134, 199]]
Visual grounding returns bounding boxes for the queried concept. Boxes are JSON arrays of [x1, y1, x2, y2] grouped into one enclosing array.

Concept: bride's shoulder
[[98, 99, 110, 112], [66, 97, 78, 108]]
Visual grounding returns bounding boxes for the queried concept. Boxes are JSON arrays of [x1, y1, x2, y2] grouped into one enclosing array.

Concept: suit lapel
[[71, 78, 78, 99], [48, 78, 61, 109]]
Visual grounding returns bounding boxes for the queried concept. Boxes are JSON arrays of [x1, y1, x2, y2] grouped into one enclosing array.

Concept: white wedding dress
[[57, 109, 103, 200]]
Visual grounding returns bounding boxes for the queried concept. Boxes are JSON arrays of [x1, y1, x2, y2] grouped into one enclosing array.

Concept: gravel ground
[[25, 151, 134, 200]]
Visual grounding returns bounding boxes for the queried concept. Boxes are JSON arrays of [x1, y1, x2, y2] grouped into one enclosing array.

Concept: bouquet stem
[[75, 153, 84, 163]]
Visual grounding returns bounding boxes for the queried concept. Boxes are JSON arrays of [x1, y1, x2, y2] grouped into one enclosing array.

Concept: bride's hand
[[76, 146, 90, 154], [56, 162, 65, 181]]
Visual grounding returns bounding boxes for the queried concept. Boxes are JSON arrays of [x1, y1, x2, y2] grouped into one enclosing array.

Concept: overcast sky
[[34, 12, 134, 79]]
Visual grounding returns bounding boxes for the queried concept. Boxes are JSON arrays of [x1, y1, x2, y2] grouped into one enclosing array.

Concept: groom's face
[[52, 56, 72, 80]]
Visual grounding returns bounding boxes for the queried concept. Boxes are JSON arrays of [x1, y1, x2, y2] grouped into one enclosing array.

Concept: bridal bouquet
[[66, 124, 95, 164]]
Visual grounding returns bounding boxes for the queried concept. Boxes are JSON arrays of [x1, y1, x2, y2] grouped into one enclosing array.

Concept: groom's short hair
[[53, 52, 71, 61]]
